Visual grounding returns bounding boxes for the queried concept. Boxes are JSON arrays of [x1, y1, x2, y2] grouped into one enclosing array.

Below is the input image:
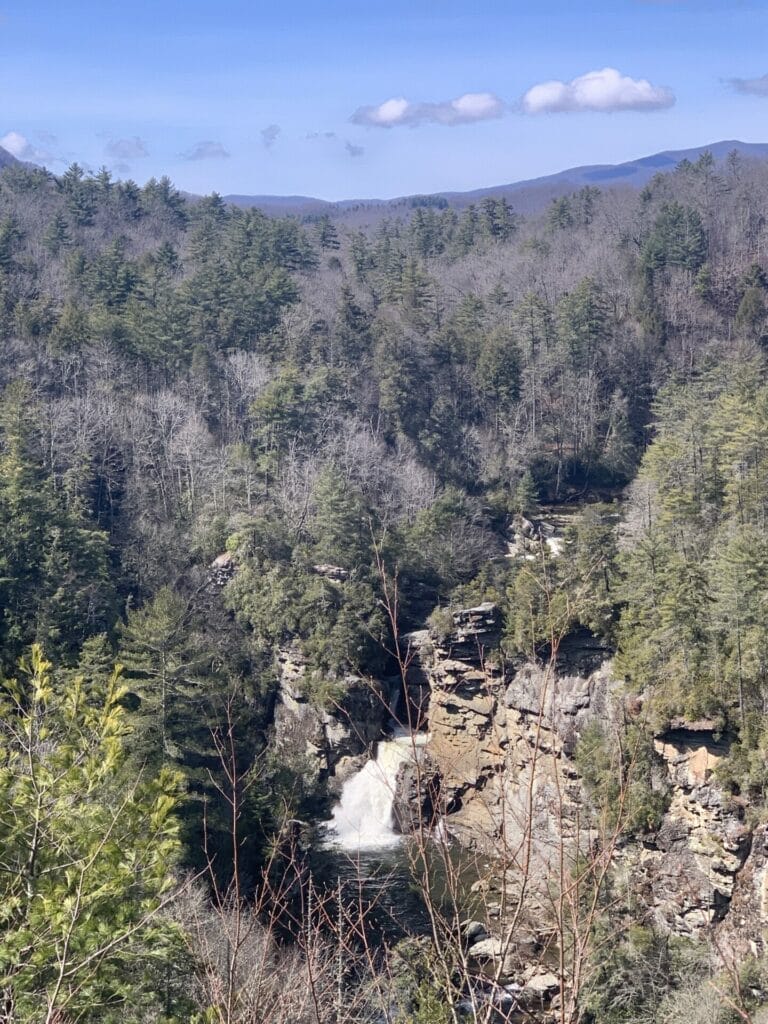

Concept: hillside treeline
[[2, 147, 768, 770], [3, 150, 768, 1016]]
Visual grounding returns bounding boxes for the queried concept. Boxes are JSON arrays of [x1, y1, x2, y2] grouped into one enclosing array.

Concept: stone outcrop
[[407, 603, 506, 822], [717, 822, 768, 960], [392, 752, 440, 835], [272, 642, 388, 793], [209, 551, 236, 586], [311, 563, 349, 581], [272, 591, 767, 965], [413, 606, 614, 863], [414, 603, 768, 950], [634, 723, 750, 935]]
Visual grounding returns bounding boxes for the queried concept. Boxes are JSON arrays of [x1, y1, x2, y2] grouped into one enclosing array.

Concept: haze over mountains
[[4, 138, 768, 221], [222, 140, 768, 221]]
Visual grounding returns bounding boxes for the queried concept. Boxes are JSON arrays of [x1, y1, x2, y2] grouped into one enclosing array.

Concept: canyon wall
[[408, 604, 767, 956]]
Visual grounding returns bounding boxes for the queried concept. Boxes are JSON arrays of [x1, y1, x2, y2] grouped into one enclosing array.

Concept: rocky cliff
[[272, 641, 390, 794], [408, 607, 614, 864], [409, 604, 768, 958]]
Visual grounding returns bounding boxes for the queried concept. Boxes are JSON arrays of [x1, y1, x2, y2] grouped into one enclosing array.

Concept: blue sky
[[2, 0, 768, 199]]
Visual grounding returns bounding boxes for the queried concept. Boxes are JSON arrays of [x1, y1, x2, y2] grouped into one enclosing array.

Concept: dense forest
[[3, 149, 768, 1020]]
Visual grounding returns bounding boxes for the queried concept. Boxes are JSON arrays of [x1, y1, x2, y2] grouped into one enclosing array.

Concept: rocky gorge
[[272, 595, 768, 1002], [417, 605, 768, 955]]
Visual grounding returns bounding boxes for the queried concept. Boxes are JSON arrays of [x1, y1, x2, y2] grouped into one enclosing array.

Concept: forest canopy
[[3, 150, 768, 1018]]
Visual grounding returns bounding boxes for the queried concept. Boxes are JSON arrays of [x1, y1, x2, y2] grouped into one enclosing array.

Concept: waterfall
[[327, 730, 428, 851]]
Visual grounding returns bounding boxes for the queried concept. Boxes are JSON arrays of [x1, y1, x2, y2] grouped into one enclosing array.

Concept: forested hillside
[[4, 149, 768, 1019]]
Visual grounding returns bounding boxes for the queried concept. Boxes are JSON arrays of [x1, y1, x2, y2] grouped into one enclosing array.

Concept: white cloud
[[1, 130, 29, 157], [181, 140, 230, 161], [351, 91, 505, 128], [0, 130, 55, 162], [1, 130, 66, 164], [731, 74, 768, 96], [522, 68, 675, 114], [359, 97, 410, 127]]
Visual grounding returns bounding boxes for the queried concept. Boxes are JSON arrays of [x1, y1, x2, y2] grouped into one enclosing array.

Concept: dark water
[[308, 838, 528, 1023], [310, 836, 487, 943], [310, 842, 431, 941]]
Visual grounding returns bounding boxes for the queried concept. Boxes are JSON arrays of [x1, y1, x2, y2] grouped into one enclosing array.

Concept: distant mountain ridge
[[4, 138, 767, 223], [222, 140, 768, 221]]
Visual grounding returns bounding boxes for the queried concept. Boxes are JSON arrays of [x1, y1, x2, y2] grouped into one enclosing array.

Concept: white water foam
[[327, 730, 428, 851]]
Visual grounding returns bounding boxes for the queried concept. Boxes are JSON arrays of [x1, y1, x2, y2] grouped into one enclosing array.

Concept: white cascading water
[[327, 730, 428, 851]]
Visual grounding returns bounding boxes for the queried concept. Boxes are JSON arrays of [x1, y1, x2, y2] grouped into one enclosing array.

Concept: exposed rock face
[[414, 606, 614, 866], [717, 822, 768, 960], [415, 603, 768, 948], [272, 642, 388, 793], [311, 563, 349, 581], [413, 604, 506, 839], [209, 551, 236, 586], [636, 724, 750, 935], [272, 597, 768, 956], [392, 752, 440, 835], [402, 629, 432, 730]]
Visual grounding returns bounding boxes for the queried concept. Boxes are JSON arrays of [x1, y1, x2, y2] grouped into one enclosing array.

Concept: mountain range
[[221, 140, 768, 221], [3, 138, 768, 221]]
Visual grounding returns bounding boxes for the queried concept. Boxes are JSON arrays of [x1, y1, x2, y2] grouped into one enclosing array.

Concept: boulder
[[467, 937, 505, 959], [461, 920, 490, 944], [522, 971, 560, 999], [466, 936, 516, 982], [392, 754, 441, 835], [209, 551, 236, 586]]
